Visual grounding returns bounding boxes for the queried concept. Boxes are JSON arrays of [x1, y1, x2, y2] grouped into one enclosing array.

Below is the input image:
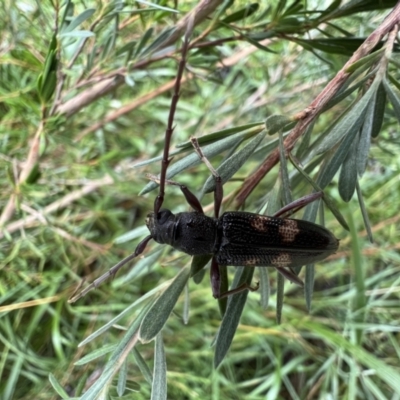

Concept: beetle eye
[[157, 209, 172, 225]]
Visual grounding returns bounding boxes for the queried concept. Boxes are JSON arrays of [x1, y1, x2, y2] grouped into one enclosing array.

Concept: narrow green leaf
[[273, 0, 287, 18], [259, 267, 270, 310], [214, 267, 254, 368], [288, 153, 350, 231], [243, 34, 276, 53], [357, 96, 375, 176], [78, 296, 155, 347], [61, 8, 96, 33], [49, 373, 70, 399], [254, 131, 290, 158], [356, 181, 373, 243], [371, 82, 386, 138], [388, 72, 400, 91], [117, 40, 137, 56], [175, 122, 263, 149], [202, 129, 266, 193], [38, 35, 58, 100], [183, 283, 190, 325], [338, 134, 358, 202], [304, 265, 314, 312], [114, 225, 149, 243], [265, 183, 281, 216], [139, 133, 244, 195], [317, 130, 359, 192], [345, 48, 384, 73], [74, 344, 117, 365], [347, 207, 366, 345], [362, 376, 388, 400], [297, 320, 400, 393], [333, 0, 400, 18], [322, 68, 377, 114], [59, 30, 95, 38], [80, 302, 149, 400], [217, 265, 228, 317], [192, 267, 206, 284], [151, 333, 167, 400], [383, 78, 400, 123], [221, 3, 259, 24], [295, 122, 314, 159], [283, 1, 304, 17], [274, 17, 303, 34], [190, 254, 212, 277], [139, 266, 190, 342], [297, 38, 378, 56], [278, 130, 292, 205], [311, 79, 379, 163], [265, 114, 294, 136], [117, 359, 128, 397], [276, 273, 284, 324], [40, 70, 57, 102], [133, 347, 153, 384], [136, 0, 179, 13], [301, 199, 321, 312], [59, 0, 74, 29], [135, 27, 154, 57], [142, 27, 176, 56]]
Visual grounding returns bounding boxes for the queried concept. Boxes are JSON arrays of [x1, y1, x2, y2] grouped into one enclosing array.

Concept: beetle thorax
[[146, 209, 177, 246], [146, 209, 218, 256]]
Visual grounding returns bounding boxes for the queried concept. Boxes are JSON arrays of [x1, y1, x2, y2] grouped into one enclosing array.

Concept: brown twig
[[0, 121, 44, 226], [234, 4, 400, 208]]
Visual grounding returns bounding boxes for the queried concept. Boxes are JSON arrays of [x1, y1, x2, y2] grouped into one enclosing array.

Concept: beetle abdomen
[[216, 212, 338, 268]]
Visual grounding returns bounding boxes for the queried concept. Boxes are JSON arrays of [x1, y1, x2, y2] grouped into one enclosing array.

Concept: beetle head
[[146, 209, 176, 245]]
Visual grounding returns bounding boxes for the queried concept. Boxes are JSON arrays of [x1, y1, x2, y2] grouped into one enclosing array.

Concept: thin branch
[[0, 121, 44, 226]]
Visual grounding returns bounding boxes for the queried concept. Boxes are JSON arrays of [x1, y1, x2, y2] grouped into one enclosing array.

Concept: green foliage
[[1, 0, 400, 399]]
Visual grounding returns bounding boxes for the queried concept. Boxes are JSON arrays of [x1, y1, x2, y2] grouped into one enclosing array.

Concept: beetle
[[143, 138, 339, 298], [146, 206, 338, 298], [69, 26, 339, 303]]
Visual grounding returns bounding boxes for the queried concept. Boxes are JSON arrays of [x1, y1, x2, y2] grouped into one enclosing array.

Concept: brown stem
[[0, 121, 44, 226]]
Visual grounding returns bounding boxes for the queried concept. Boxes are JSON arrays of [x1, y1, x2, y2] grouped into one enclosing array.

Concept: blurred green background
[[1, 0, 400, 399]]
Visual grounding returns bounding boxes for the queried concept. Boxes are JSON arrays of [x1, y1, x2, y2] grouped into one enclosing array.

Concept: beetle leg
[[147, 174, 204, 213], [69, 235, 153, 303], [190, 137, 223, 218], [176, 184, 204, 213], [217, 281, 260, 299], [273, 192, 323, 218], [274, 267, 304, 286], [210, 257, 221, 298], [211, 257, 259, 299]]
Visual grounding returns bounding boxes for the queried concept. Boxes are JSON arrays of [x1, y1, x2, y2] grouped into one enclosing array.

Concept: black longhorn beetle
[[70, 23, 339, 303]]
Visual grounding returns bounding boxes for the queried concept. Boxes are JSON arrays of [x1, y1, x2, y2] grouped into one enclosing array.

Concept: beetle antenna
[[71, 19, 195, 302], [68, 235, 152, 303], [154, 17, 194, 215]]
